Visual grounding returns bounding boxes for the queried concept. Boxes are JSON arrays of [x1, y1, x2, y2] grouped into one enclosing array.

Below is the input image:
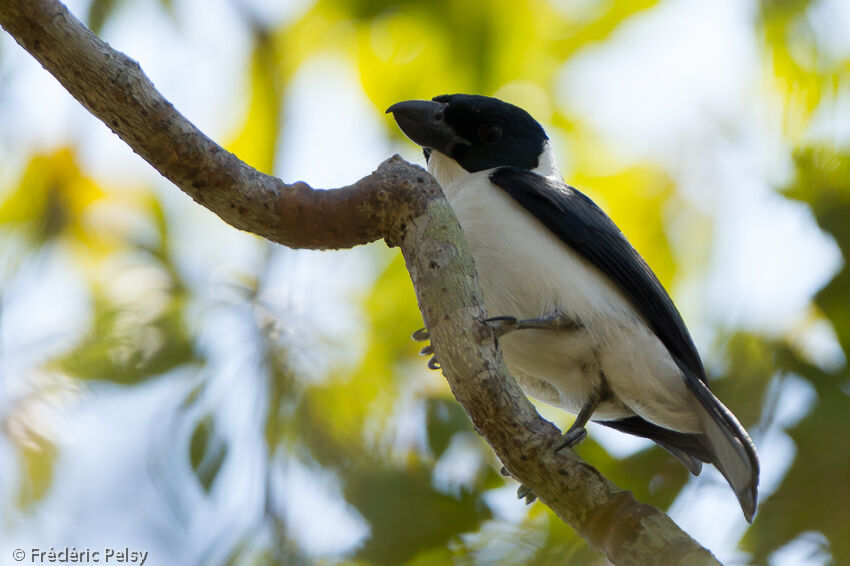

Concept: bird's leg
[[416, 311, 580, 368], [556, 393, 603, 450], [499, 392, 602, 505], [505, 396, 600, 504], [484, 312, 582, 339], [412, 327, 440, 370], [500, 465, 537, 504]]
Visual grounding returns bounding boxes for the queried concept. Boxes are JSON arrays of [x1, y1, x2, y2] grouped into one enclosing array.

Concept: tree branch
[[0, 1, 721, 564]]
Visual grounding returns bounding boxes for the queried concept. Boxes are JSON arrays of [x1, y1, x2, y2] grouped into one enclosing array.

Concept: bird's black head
[[387, 94, 548, 172]]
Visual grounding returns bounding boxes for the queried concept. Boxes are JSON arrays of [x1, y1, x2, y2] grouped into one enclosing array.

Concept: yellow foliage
[[226, 36, 285, 174], [0, 149, 105, 247], [4, 404, 58, 510], [758, 1, 846, 140], [573, 164, 677, 288], [357, 10, 473, 110], [15, 431, 56, 510]]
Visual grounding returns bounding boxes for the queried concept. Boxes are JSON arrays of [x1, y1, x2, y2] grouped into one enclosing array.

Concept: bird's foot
[[412, 327, 440, 370], [482, 316, 520, 339], [555, 391, 603, 451], [556, 426, 588, 451], [412, 327, 429, 342], [483, 312, 582, 339], [499, 427, 586, 506], [517, 484, 537, 505], [500, 466, 537, 505]]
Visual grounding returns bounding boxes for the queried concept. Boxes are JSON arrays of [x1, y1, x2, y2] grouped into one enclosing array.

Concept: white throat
[[427, 140, 562, 194], [533, 141, 561, 180]]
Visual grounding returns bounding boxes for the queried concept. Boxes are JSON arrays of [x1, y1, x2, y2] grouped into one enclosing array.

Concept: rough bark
[[0, 1, 722, 564]]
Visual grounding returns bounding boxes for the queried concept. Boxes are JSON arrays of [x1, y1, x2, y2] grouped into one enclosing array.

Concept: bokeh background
[[1, 0, 849, 564]]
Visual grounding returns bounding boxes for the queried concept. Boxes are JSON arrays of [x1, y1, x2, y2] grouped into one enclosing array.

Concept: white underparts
[[428, 147, 701, 433]]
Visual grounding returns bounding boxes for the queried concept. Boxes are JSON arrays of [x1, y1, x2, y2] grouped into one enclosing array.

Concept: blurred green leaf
[[711, 332, 778, 428], [219, 520, 311, 566], [403, 546, 453, 566], [425, 397, 472, 459], [575, 437, 689, 513], [784, 148, 850, 353], [50, 189, 201, 384], [743, 356, 850, 564], [56, 289, 198, 384], [87, 0, 124, 35], [14, 430, 57, 509], [295, 254, 422, 466], [529, 507, 606, 566], [740, 145, 850, 564], [189, 414, 228, 492], [86, 0, 175, 33], [347, 465, 491, 565], [264, 346, 301, 452]]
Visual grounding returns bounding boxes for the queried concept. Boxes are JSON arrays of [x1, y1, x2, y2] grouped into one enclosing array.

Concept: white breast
[[429, 151, 700, 432]]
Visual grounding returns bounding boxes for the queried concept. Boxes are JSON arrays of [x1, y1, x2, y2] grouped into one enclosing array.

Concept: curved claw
[[482, 316, 520, 339], [412, 327, 430, 342], [517, 484, 537, 505], [501, 465, 536, 504], [556, 427, 588, 451], [419, 344, 434, 356], [427, 356, 441, 370]]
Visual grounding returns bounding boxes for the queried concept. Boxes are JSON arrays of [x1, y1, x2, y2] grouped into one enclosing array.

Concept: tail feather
[[598, 416, 712, 469], [598, 381, 759, 522], [655, 442, 703, 476], [687, 377, 759, 522]]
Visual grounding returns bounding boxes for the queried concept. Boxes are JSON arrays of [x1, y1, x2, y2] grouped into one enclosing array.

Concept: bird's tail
[[598, 377, 759, 521], [686, 376, 760, 522]]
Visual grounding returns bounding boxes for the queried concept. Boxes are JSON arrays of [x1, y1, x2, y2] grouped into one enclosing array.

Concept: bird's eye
[[478, 123, 503, 144]]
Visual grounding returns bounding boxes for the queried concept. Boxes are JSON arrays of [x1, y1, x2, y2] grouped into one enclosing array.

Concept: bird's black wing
[[490, 167, 759, 520], [490, 167, 705, 382]]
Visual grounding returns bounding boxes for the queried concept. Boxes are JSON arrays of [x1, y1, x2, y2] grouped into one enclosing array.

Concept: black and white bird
[[387, 94, 759, 521]]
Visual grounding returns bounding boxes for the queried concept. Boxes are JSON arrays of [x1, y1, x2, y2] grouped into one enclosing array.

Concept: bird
[[387, 94, 759, 521]]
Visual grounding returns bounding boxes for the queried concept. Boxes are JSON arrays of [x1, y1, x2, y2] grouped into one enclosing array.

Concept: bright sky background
[[1, 0, 848, 564]]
